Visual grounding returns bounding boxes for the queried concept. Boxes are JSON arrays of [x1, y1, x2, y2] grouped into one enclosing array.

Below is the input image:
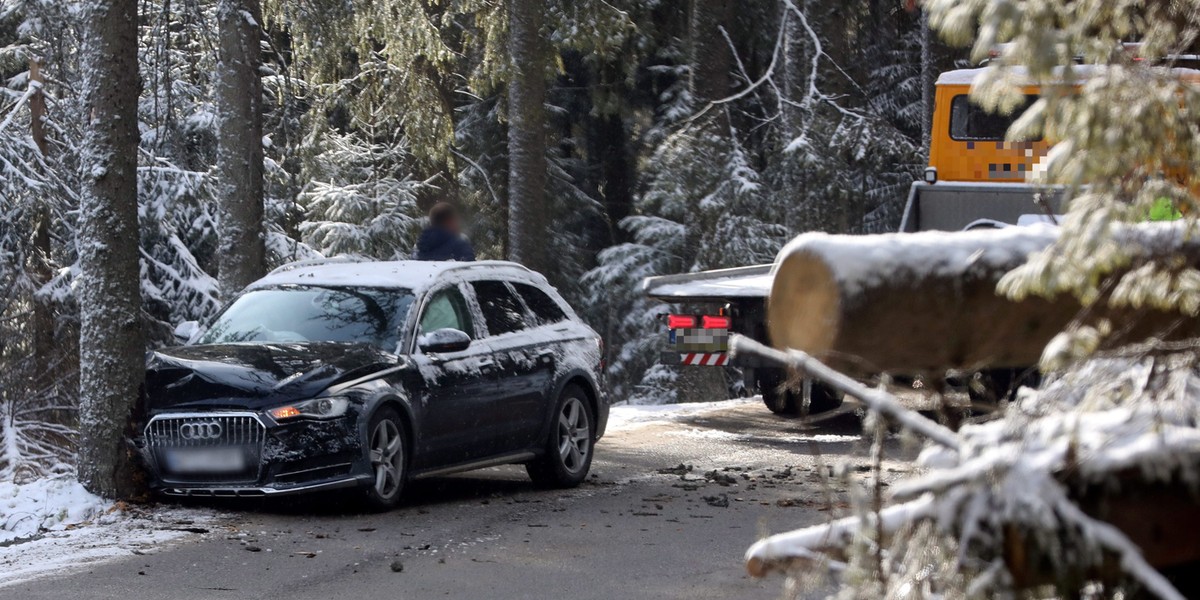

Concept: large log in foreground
[[768, 225, 1200, 375]]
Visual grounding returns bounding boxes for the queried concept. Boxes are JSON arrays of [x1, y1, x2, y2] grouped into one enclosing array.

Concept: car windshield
[[197, 285, 415, 350]]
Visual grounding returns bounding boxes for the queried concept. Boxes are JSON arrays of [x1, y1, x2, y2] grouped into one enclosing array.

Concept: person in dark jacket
[[413, 202, 476, 262]]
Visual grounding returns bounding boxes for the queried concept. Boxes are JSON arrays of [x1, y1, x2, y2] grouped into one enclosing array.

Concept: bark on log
[[767, 226, 1200, 375]]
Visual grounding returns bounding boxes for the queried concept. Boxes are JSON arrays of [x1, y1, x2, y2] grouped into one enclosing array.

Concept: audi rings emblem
[[179, 421, 224, 441]]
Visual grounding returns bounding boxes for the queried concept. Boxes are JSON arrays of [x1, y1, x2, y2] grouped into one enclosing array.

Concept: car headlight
[[268, 397, 350, 421]]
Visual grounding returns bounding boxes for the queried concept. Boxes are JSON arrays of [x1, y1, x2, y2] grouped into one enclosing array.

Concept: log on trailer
[[767, 225, 1200, 375]]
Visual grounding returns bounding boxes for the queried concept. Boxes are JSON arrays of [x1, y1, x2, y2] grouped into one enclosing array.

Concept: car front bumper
[[140, 409, 370, 497]]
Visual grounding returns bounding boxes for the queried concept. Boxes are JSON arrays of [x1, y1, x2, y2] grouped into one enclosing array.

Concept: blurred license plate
[[164, 447, 247, 473], [669, 327, 729, 352]]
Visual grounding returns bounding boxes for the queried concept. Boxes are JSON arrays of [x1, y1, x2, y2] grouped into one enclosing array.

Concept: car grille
[[145, 413, 266, 484]]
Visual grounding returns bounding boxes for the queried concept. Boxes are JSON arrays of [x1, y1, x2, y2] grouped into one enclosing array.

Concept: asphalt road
[[3, 400, 916, 600]]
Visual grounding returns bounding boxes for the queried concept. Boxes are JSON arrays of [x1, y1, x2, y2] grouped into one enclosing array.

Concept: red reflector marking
[[667, 315, 697, 329], [681, 353, 727, 366], [701, 315, 730, 329]]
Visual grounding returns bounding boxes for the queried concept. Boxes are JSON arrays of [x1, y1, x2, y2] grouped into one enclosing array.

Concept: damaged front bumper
[[139, 409, 370, 497]]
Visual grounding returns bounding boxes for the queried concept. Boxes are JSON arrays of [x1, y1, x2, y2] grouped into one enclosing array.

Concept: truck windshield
[[198, 285, 415, 349], [949, 94, 1041, 141]]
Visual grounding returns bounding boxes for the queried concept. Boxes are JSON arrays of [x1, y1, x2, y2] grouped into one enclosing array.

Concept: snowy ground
[[606, 397, 760, 432], [0, 476, 221, 588]]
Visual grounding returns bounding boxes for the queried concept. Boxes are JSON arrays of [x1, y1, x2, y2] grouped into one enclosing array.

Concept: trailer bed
[[641, 264, 774, 303]]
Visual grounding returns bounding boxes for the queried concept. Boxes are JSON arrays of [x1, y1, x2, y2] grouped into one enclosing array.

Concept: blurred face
[[443, 215, 461, 235]]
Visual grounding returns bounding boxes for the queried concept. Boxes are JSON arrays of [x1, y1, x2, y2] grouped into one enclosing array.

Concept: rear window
[[513, 283, 567, 326], [471, 281, 528, 336], [949, 94, 1041, 141]]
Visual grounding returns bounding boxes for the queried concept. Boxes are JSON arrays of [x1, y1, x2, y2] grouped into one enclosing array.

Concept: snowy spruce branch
[[733, 335, 1193, 599]]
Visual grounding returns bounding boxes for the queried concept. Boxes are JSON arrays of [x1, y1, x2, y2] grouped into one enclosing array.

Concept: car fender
[[355, 388, 418, 468], [535, 367, 603, 444]]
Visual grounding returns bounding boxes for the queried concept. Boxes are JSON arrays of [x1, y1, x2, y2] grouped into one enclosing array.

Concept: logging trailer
[[643, 64, 1198, 416]]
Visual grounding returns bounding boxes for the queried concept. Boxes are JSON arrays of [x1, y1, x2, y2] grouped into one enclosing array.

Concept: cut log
[[767, 225, 1200, 375]]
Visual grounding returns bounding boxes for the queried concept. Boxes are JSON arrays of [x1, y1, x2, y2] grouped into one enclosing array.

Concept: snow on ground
[[0, 476, 106, 544], [606, 397, 758, 433], [0, 476, 220, 588]]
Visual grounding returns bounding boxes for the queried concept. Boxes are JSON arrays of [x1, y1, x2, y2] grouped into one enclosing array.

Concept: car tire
[[361, 407, 407, 511], [527, 386, 594, 488]]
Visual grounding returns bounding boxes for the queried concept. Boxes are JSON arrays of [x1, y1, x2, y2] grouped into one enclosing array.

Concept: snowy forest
[[5, 0, 1200, 598], [0, 0, 951, 480]]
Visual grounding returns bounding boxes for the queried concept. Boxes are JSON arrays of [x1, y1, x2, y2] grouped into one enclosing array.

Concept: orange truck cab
[[927, 68, 1051, 183], [903, 65, 1200, 232]]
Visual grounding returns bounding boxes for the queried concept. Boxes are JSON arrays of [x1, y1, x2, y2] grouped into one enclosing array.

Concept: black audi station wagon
[[139, 259, 607, 509]]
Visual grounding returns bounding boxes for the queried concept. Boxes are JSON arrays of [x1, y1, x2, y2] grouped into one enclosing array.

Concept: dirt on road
[[2, 399, 918, 600]]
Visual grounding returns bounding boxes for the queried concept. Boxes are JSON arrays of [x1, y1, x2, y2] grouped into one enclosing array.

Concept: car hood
[[145, 342, 400, 411]]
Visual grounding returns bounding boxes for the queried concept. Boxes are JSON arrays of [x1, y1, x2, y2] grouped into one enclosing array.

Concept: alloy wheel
[[369, 419, 404, 498], [557, 397, 591, 474]]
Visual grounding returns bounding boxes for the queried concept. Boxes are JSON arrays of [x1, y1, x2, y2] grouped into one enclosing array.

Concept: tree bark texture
[[215, 0, 265, 296], [689, 0, 733, 104], [77, 0, 146, 499], [768, 228, 1200, 375], [505, 0, 550, 273]]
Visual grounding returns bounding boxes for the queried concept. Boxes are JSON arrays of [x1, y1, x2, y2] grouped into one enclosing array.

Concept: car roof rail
[[439, 260, 536, 275], [266, 255, 369, 276]]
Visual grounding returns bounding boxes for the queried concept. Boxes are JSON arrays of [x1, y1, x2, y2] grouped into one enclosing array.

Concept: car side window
[[471, 281, 528, 336], [513, 283, 567, 326], [419, 286, 474, 337]]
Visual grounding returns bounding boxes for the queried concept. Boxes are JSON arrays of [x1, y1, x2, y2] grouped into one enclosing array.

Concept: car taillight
[[598, 337, 605, 371], [701, 315, 730, 329], [667, 314, 696, 329]]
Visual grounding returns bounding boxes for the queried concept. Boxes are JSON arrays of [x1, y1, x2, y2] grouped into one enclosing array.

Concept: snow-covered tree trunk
[[505, 0, 549, 272], [215, 0, 265, 296], [77, 0, 146, 499]]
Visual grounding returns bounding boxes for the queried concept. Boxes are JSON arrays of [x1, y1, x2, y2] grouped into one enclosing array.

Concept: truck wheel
[[967, 368, 1041, 405], [762, 386, 797, 415], [804, 379, 843, 415], [758, 370, 842, 417], [757, 369, 795, 415]]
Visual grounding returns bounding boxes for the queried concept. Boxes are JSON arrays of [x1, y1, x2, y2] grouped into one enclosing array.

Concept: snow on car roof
[[249, 259, 545, 292]]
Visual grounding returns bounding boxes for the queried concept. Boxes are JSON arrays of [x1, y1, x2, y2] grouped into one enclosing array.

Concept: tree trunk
[[919, 10, 934, 154], [77, 0, 146, 499], [215, 0, 265, 296], [29, 60, 54, 391], [505, 0, 550, 273], [688, 0, 733, 105], [768, 228, 1200, 375]]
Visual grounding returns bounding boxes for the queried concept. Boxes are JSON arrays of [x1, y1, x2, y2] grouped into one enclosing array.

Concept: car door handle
[[536, 349, 555, 365], [477, 357, 497, 373]]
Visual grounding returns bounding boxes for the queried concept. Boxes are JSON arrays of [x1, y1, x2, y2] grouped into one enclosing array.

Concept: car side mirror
[[173, 320, 200, 344], [417, 328, 472, 354]]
